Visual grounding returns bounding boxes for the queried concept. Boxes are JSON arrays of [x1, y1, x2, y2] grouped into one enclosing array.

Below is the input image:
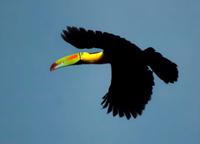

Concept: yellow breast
[[80, 51, 104, 63]]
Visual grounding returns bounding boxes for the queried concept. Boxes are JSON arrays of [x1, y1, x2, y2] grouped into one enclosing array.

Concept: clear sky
[[0, 0, 199, 144]]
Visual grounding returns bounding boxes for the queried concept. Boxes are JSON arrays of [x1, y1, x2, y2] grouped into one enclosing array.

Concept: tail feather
[[143, 47, 178, 83]]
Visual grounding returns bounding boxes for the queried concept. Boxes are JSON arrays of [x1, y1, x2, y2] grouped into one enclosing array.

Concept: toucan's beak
[[50, 53, 81, 71], [50, 51, 104, 71]]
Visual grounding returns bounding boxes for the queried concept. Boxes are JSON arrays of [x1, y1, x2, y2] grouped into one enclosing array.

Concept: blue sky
[[0, 0, 199, 143]]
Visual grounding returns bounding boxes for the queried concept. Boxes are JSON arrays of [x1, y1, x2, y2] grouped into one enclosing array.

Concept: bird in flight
[[50, 26, 178, 119]]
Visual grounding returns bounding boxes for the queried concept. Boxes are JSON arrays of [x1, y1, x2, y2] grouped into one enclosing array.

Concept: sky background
[[0, 0, 199, 144]]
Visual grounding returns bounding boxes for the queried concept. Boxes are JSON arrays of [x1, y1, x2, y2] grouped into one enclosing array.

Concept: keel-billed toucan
[[50, 26, 178, 119]]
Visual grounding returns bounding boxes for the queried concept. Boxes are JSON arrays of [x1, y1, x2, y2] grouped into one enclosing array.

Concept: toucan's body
[[50, 26, 178, 119]]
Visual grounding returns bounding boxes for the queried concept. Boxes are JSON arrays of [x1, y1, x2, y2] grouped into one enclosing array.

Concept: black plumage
[[61, 26, 178, 119]]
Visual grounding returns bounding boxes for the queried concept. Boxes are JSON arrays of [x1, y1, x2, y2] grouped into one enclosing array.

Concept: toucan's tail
[[143, 47, 178, 83]]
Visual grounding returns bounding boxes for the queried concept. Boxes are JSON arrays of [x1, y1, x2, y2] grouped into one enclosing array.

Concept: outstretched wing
[[102, 63, 154, 119], [61, 26, 140, 51], [61, 26, 155, 119]]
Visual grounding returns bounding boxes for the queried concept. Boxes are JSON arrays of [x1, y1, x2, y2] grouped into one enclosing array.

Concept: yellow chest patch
[[80, 51, 104, 63]]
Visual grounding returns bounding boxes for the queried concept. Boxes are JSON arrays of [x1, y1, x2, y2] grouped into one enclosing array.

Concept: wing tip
[[101, 94, 142, 120]]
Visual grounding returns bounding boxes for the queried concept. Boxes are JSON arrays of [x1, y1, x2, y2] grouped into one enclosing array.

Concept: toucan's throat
[[80, 51, 104, 63]]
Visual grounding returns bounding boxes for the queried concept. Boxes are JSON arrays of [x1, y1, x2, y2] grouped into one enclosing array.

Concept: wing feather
[[61, 26, 140, 51], [102, 63, 154, 119]]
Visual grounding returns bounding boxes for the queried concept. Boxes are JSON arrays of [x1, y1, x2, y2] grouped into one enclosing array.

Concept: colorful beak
[[50, 53, 81, 71]]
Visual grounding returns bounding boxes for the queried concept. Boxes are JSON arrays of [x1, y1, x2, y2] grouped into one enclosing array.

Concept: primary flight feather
[[50, 26, 178, 119]]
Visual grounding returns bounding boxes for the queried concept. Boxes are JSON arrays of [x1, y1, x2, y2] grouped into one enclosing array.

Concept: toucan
[[50, 26, 178, 119]]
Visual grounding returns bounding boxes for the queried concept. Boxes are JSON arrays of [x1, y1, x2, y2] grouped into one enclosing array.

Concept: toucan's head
[[50, 51, 104, 71]]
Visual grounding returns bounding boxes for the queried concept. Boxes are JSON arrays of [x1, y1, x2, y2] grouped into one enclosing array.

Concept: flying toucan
[[50, 26, 178, 119]]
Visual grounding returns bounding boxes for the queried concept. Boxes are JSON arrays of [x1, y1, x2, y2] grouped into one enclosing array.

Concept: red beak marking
[[67, 54, 78, 60], [50, 63, 57, 71]]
